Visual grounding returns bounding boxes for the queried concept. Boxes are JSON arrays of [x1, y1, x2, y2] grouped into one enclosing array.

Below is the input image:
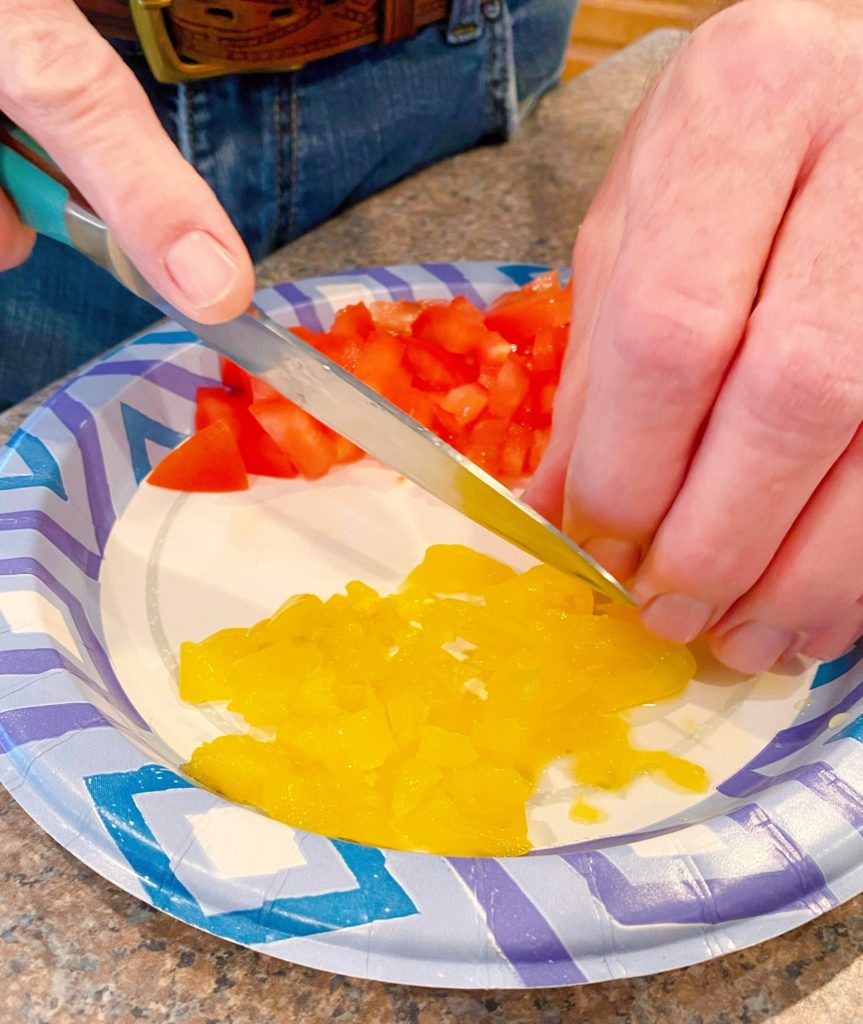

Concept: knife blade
[[0, 128, 632, 602]]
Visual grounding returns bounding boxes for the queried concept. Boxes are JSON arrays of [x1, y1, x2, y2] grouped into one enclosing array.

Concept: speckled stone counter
[[1, 29, 861, 1024]]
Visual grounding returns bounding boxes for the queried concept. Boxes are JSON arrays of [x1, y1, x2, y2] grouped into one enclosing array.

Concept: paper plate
[[1, 262, 862, 989]]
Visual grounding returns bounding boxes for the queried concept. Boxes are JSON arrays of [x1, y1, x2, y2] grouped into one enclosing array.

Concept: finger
[[525, 101, 637, 539], [707, 427, 863, 672], [556, 8, 825, 575], [635, 125, 863, 645], [0, 188, 35, 270], [0, 1, 254, 322], [802, 607, 863, 664]]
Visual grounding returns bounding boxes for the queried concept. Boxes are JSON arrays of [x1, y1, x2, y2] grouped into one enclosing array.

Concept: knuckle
[[607, 284, 737, 399], [692, 0, 831, 81], [738, 318, 863, 453], [1, 22, 121, 123], [681, 0, 834, 124]]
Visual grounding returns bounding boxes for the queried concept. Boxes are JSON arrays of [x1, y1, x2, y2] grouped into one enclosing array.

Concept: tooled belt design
[[76, 0, 453, 82]]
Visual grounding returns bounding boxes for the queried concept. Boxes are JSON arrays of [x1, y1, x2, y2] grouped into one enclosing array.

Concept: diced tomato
[[484, 273, 571, 349], [330, 302, 373, 341], [521, 270, 562, 295], [250, 399, 338, 480], [487, 357, 531, 421], [413, 304, 493, 356], [376, 367, 414, 411], [195, 387, 244, 433], [149, 420, 249, 492], [449, 295, 485, 322], [168, 276, 570, 493], [501, 422, 532, 479], [476, 364, 499, 389], [465, 418, 508, 476], [532, 324, 567, 373], [480, 331, 513, 366], [485, 298, 569, 348], [404, 340, 467, 390], [355, 331, 406, 379], [432, 403, 461, 440], [219, 358, 281, 402], [248, 377, 281, 402], [220, 357, 254, 398], [514, 373, 555, 430], [328, 334, 366, 373], [369, 300, 423, 334], [407, 390, 437, 429], [195, 388, 296, 477], [334, 436, 365, 465], [439, 383, 488, 429], [539, 381, 557, 418], [527, 428, 551, 474], [291, 324, 330, 347]]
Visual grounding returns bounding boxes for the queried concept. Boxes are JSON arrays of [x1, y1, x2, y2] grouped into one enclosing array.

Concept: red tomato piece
[[248, 377, 281, 402], [432, 403, 461, 441], [404, 340, 467, 390], [487, 356, 531, 421], [250, 399, 337, 480], [465, 418, 508, 477], [501, 422, 532, 479], [531, 324, 567, 373], [449, 295, 485, 322], [240, 432, 298, 478], [219, 358, 282, 403], [480, 330, 514, 366], [220, 358, 254, 398], [330, 302, 373, 341], [195, 387, 297, 478], [148, 420, 249, 492], [485, 298, 569, 349], [291, 324, 330, 346], [355, 331, 406, 380], [484, 274, 571, 349], [387, 367, 416, 411], [439, 383, 488, 429], [369, 300, 423, 334], [539, 381, 557, 418], [407, 390, 438, 429], [413, 304, 492, 356], [195, 387, 245, 433], [334, 436, 365, 465], [527, 428, 551, 474], [521, 270, 562, 295]]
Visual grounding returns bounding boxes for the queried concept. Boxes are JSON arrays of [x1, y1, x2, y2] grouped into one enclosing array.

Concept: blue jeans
[[0, 0, 576, 408]]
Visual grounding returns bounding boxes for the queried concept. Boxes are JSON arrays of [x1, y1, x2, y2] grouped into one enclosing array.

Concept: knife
[[0, 128, 632, 603]]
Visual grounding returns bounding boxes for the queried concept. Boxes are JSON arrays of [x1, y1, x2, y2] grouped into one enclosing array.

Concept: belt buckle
[[129, 0, 305, 84]]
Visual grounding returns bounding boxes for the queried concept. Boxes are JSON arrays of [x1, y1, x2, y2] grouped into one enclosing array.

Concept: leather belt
[[77, 1, 452, 84]]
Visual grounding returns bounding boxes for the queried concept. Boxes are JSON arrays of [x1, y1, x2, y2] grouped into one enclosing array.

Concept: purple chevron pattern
[[0, 264, 861, 989]]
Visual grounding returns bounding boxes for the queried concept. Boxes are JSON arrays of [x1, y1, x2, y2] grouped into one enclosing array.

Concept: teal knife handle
[[0, 129, 72, 247]]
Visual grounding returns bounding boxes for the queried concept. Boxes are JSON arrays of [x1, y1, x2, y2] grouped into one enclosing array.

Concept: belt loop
[[446, 0, 486, 44]]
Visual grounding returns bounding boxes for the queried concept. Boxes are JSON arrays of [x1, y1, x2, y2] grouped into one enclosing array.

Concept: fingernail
[[780, 636, 807, 664], [803, 611, 863, 662], [714, 621, 798, 674], [165, 230, 238, 309], [582, 537, 641, 580], [640, 593, 713, 644]]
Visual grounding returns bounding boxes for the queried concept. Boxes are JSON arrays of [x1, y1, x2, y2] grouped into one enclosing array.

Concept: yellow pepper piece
[[183, 544, 704, 856]]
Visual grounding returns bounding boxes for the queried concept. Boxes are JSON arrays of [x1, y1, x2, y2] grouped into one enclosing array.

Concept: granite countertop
[[1, 28, 861, 1024]]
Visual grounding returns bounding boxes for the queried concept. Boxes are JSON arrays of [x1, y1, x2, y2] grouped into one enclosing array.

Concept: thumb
[[0, 0, 254, 323]]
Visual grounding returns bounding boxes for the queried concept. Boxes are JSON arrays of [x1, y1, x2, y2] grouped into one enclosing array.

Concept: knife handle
[[0, 126, 73, 247]]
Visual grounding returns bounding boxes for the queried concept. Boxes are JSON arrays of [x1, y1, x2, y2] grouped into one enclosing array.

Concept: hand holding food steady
[[0, 0, 253, 322], [528, 0, 863, 673]]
